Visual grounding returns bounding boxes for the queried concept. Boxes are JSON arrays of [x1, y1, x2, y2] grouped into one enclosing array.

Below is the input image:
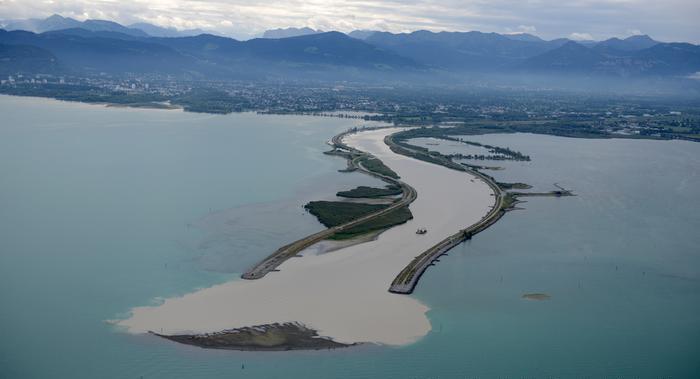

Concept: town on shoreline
[[2, 77, 699, 143]]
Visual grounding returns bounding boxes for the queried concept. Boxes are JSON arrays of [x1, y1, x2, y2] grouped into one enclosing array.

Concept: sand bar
[[117, 127, 495, 346]]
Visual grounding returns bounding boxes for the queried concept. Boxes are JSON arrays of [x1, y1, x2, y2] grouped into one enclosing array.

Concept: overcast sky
[[1, 0, 698, 42]]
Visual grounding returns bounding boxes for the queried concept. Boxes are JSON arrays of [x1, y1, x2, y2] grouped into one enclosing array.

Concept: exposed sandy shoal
[[116, 128, 495, 346], [299, 229, 384, 256], [522, 293, 551, 301]]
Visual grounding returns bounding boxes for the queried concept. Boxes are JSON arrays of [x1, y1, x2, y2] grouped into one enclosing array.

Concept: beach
[[117, 127, 496, 346]]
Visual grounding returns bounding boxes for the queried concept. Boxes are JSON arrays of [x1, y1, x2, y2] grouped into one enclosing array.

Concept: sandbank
[[117, 127, 495, 346]]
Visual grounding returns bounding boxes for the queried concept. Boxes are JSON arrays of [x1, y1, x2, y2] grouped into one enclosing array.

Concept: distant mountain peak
[[310, 30, 346, 38], [520, 40, 606, 72], [561, 40, 585, 48], [45, 14, 69, 22], [347, 30, 377, 40], [262, 27, 321, 39], [625, 34, 655, 42], [596, 34, 659, 51], [504, 33, 544, 42], [1, 14, 148, 37]]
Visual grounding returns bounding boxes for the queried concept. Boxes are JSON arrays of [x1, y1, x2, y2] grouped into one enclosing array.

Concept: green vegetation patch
[[387, 138, 466, 171], [305, 201, 387, 227], [502, 192, 519, 209], [0, 83, 170, 105], [497, 181, 532, 190], [336, 184, 402, 198], [157, 323, 350, 351], [358, 156, 400, 179], [438, 136, 531, 161], [332, 206, 413, 240], [304, 201, 413, 240], [395, 123, 611, 141], [172, 88, 251, 114]]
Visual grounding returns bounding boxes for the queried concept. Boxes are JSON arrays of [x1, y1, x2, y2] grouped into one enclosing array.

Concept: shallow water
[[1, 96, 699, 378]]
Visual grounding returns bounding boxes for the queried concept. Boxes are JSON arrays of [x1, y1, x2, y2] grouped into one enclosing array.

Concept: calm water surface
[[1, 96, 698, 378]]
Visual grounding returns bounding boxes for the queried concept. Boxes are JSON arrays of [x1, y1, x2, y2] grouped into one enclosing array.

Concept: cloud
[[505, 24, 537, 35], [517, 25, 537, 33], [569, 32, 594, 41], [0, 0, 698, 42]]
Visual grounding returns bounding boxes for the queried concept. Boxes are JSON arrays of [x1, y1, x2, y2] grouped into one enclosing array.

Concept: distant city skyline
[[0, 0, 698, 43]]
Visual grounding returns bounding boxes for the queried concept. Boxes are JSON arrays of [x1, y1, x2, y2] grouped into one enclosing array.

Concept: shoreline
[[0, 93, 185, 112], [117, 127, 496, 349], [1, 92, 695, 142]]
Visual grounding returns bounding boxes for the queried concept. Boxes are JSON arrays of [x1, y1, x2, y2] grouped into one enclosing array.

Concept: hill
[[521, 41, 607, 72], [595, 35, 659, 52], [0, 43, 59, 75], [522, 40, 700, 76]]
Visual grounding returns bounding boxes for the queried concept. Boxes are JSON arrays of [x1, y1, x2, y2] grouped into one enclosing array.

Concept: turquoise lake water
[[1, 95, 699, 378]]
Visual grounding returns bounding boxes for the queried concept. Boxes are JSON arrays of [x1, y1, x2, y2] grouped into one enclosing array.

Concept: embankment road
[[241, 128, 417, 280], [244, 127, 508, 297]]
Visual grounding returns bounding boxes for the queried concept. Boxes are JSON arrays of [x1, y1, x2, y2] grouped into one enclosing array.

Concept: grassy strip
[[386, 136, 466, 171], [501, 192, 519, 209], [304, 201, 413, 240], [497, 181, 533, 190], [358, 156, 400, 179], [437, 136, 531, 161], [394, 123, 612, 140], [336, 185, 402, 198], [305, 201, 387, 227], [330, 206, 413, 240]]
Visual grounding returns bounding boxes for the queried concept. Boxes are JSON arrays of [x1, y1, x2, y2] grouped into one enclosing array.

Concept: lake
[[1, 95, 698, 378]]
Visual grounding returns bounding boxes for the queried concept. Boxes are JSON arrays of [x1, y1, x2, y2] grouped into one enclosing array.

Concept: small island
[[337, 184, 403, 198], [522, 293, 552, 301], [304, 201, 413, 240], [153, 322, 353, 351]]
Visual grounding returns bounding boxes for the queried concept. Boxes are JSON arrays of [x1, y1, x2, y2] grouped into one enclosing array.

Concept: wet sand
[[117, 127, 495, 346]]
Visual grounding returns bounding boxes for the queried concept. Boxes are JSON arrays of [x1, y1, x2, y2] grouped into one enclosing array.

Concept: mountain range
[[0, 14, 207, 38], [1, 15, 699, 81], [0, 29, 418, 81]]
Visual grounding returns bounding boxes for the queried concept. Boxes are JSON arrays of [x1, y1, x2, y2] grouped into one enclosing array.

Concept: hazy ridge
[[1, 15, 699, 82]]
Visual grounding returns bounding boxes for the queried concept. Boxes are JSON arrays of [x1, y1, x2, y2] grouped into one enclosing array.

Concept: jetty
[[385, 134, 507, 293], [242, 127, 417, 280], [244, 126, 571, 294], [384, 134, 573, 294]]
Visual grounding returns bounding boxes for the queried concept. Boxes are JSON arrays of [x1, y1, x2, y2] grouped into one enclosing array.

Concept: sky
[[0, 0, 698, 42]]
